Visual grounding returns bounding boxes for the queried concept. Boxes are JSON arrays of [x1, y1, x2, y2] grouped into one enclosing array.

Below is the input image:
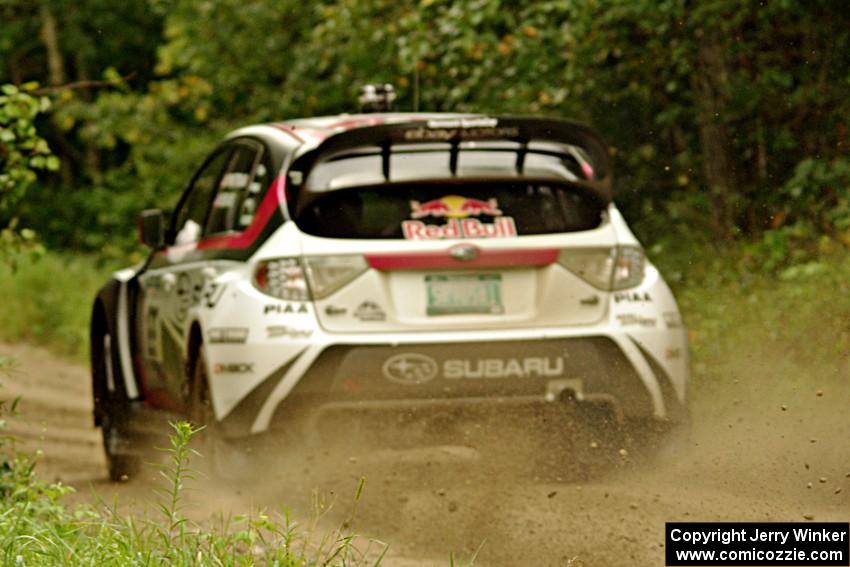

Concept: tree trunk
[[39, 4, 65, 86], [692, 32, 737, 241], [40, 2, 74, 186], [74, 51, 103, 182]]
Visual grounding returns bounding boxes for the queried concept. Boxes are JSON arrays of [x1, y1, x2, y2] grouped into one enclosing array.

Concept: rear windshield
[[293, 181, 605, 240]]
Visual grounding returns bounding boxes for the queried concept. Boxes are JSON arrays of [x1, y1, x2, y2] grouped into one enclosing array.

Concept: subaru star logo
[[382, 353, 439, 385], [448, 243, 480, 262]]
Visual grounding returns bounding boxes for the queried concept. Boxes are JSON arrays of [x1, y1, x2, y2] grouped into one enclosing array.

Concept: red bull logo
[[404, 195, 515, 240], [402, 217, 518, 240], [409, 195, 503, 219]]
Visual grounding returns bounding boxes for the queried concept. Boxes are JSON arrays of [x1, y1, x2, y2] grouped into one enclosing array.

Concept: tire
[[94, 326, 141, 482], [187, 345, 257, 482], [102, 414, 141, 482]]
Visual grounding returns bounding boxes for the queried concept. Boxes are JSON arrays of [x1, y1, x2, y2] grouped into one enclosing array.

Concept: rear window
[[293, 181, 605, 240]]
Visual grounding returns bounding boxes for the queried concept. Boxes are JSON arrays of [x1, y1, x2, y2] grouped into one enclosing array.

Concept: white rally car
[[90, 113, 689, 480]]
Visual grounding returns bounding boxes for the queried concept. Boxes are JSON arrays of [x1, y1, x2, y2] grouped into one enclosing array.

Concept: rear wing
[[287, 116, 613, 204]]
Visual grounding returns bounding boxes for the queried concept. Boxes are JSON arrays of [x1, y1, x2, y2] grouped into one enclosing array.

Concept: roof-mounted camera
[[358, 84, 396, 113]]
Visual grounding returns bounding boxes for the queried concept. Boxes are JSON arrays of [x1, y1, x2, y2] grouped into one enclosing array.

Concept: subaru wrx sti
[[90, 113, 689, 480]]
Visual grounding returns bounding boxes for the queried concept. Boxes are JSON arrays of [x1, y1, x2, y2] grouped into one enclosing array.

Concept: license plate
[[425, 274, 503, 316]]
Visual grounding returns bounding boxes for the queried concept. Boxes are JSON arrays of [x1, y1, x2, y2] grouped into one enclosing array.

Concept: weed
[[153, 421, 199, 556], [0, 410, 390, 565]]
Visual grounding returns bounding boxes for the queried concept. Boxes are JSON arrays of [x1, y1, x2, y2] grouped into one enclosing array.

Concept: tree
[[0, 82, 57, 261], [2, 0, 849, 262]]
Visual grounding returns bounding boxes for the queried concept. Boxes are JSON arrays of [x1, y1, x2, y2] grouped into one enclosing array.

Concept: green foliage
[[0, 1, 165, 253], [0, 82, 56, 263], [0, 415, 390, 566], [2, 0, 850, 261], [0, 251, 122, 360], [156, 0, 315, 120], [779, 158, 850, 233], [678, 244, 850, 417], [26, 77, 222, 253], [740, 158, 850, 273], [155, 421, 199, 551], [0, 83, 57, 212], [0, 218, 45, 268]]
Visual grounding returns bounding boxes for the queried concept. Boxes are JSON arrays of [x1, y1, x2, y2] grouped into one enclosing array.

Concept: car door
[[137, 147, 234, 409], [137, 139, 271, 410]]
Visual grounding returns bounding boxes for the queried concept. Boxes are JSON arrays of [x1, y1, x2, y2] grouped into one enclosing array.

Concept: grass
[[0, 251, 123, 361], [653, 241, 850, 416], [0, 416, 394, 566]]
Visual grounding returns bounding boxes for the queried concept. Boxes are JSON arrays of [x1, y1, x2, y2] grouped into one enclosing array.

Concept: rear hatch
[[256, 117, 643, 333], [295, 181, 617, 332]]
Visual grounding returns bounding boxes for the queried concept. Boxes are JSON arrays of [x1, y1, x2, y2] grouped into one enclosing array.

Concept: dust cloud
[[2, 341, 848, 566]]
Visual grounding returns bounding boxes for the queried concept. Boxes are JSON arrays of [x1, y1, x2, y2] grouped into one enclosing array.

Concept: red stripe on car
[[268, 123, 305, 143], [366, 248, 559, 270], [327, 117, 388, 130]]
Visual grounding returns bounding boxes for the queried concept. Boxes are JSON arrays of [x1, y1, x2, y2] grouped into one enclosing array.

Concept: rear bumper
[[218, 332, 688, 438]]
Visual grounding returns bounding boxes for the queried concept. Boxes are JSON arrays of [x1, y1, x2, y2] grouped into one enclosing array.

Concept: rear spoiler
[[287, 116, 613, 204]]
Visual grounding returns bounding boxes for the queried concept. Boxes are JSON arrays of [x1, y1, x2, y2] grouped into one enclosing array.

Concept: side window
[[172, 149, 232, 245], [204, 141, 272, 236], [236, 155, 271, 230]]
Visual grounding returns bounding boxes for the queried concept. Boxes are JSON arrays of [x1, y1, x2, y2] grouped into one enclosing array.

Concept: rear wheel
[[102, 415, 140, 482], [187, 345, 257, 481]]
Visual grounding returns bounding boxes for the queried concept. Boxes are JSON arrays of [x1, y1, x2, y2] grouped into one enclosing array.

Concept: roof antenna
[[359, 84, 396, 113]]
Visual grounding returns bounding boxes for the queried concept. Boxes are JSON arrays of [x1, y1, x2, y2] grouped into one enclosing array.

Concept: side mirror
[[138, 209, 165, 248]]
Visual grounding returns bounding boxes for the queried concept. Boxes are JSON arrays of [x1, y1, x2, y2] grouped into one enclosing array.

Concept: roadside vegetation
[[0, 414, 394, 566], [671, 247, 850, 404], [0, 252, 121, 361]]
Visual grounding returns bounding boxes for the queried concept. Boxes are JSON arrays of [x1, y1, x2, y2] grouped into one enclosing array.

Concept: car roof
[[273, 112, 484, 145], [225, 113, 614, 204], [225, 113, 482, 159]]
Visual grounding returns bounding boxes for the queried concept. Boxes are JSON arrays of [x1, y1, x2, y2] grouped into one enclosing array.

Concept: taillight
[[612, 246, 645, 289], [303, 255, 368, 299], [254, 258, 310, 301], [254, 255, 368, 300], [557, 246, 645, 290]]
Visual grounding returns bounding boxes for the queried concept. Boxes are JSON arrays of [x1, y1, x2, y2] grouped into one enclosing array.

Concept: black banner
[[666, 522, 849, 566]]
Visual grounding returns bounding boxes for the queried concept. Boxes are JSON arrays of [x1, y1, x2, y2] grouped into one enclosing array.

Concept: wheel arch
[[90, 274, 142, 425], [185, 320, 204, 366], [90, 297, 110, 426], [184, 319, 205, 402]]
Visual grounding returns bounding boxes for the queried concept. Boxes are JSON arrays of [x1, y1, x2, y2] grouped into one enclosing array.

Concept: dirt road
[[1, 341, 848, 566]]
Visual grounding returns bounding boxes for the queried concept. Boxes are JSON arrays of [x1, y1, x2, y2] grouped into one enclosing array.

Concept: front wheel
[[95, 329, 141, 481], [102, 415, 140, 482]]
